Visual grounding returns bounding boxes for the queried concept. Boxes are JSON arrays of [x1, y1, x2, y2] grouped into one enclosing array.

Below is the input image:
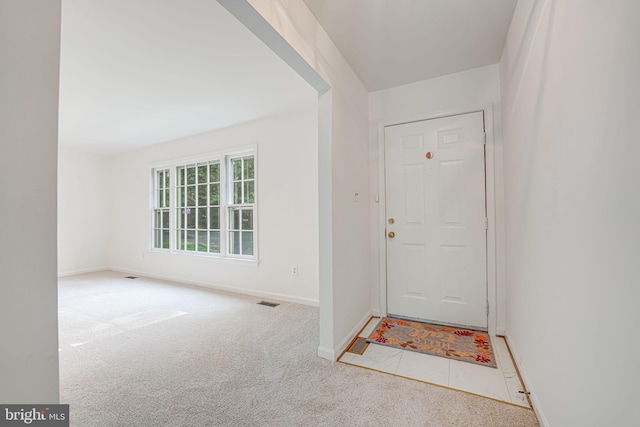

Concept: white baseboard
[[317, 346, 334, 361], [58, 266, 108, 278], [107, 266, 319, 307], [504, 334, 549, 427], [331, 310, 373, 362], [317, 311, 373, 362], [496, 327, 506, 336]]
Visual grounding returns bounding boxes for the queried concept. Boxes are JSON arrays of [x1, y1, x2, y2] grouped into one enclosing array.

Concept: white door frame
[[377, 103, 499, 337]]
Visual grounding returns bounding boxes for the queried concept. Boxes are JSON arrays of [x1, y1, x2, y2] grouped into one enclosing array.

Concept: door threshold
[[387, 313, 488, 332]]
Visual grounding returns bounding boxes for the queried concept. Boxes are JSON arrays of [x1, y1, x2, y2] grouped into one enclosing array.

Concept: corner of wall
[[504, 333, 549, 427]]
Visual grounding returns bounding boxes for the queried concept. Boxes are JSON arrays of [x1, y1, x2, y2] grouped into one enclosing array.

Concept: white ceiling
[[302, 0, 518, 91], [58, 0, 317, 155], [60, 0, 517, 155]]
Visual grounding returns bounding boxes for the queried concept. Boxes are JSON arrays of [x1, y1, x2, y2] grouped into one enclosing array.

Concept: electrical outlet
[[291, 266, 298, 276]]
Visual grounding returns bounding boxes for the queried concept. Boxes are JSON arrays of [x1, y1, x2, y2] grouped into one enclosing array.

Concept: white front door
[[384, 112, 487, 329]]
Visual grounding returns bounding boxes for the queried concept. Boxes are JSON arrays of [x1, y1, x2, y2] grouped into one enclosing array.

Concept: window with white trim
[[175, 161, 221, 253], [152, 168, 170, 249], [228, 156, 255, 256], [151, 150, 256, 260]]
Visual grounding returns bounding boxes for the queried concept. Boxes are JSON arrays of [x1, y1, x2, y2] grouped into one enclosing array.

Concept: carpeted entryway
[[58, 271, 539, 427]]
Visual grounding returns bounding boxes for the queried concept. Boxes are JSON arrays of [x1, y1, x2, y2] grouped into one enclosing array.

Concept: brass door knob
[[388, 231, 396, 238]]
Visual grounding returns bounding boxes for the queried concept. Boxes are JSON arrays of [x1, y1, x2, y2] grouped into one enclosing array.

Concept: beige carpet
[[59, 271, 539, 427]]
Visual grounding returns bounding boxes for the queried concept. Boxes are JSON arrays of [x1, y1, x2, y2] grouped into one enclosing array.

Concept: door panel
[[385, 112, 487, 329]]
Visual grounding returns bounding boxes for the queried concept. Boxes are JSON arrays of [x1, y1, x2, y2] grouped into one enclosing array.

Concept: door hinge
[[484, 217, 488, 230], [487, 301, 490, 315], [483, 132, 487, 145]]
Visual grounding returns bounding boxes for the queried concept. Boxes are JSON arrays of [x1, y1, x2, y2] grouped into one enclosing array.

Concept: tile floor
[[338, 317, 531, 408]]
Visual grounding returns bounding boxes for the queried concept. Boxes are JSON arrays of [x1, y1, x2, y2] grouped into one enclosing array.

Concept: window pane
[[177, 208, 184, 228], [232, 159, 242, 180], [230, 208, 240, 230], [154, 230, 161, 248], [165, 171, 170, 189], [187, 166, 196, 185], [155, 211, 161, 228], [210, 163, 220, 182], [209, 184, 219, 205], [197, 208, 208, 229], [209, 231, 220, 253], [242, 209, 253, 230], [230, 231, 240, 254], [210, 207, 219, 230], [186, 208, 195, 229], [178, 166, 185, 186], [162, 210, 170, 228], [178, 187, 184, 207], [186, 230, 195, 251], [244, 157, 254, 180], [233, 182, 242, 204], [198, 184, 207, 206], [242, 231, 253, 256], [187, 186, 196, 206], [244, 181, 254, 204], [197, 231, 208, 252], [162, 230, 170, 249], [176, 230, 185, 250], [164, 189, 170, 208], [198, 164, 207, 184]]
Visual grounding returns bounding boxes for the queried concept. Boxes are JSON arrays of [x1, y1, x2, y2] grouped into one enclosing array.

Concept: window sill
[[148, 249, 259, 267]]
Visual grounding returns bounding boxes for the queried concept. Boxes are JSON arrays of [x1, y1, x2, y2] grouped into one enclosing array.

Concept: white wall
[[369, 65, 506, 333], [224, 0, 371, 359], [58, 147, 109, 275], [0, 0, 61, 403], [500, 1, 640, 426], [107, 106, 319, 305]]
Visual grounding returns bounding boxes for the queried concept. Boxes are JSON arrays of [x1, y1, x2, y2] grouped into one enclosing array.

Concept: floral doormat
[[367, 317, 497, 368]]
